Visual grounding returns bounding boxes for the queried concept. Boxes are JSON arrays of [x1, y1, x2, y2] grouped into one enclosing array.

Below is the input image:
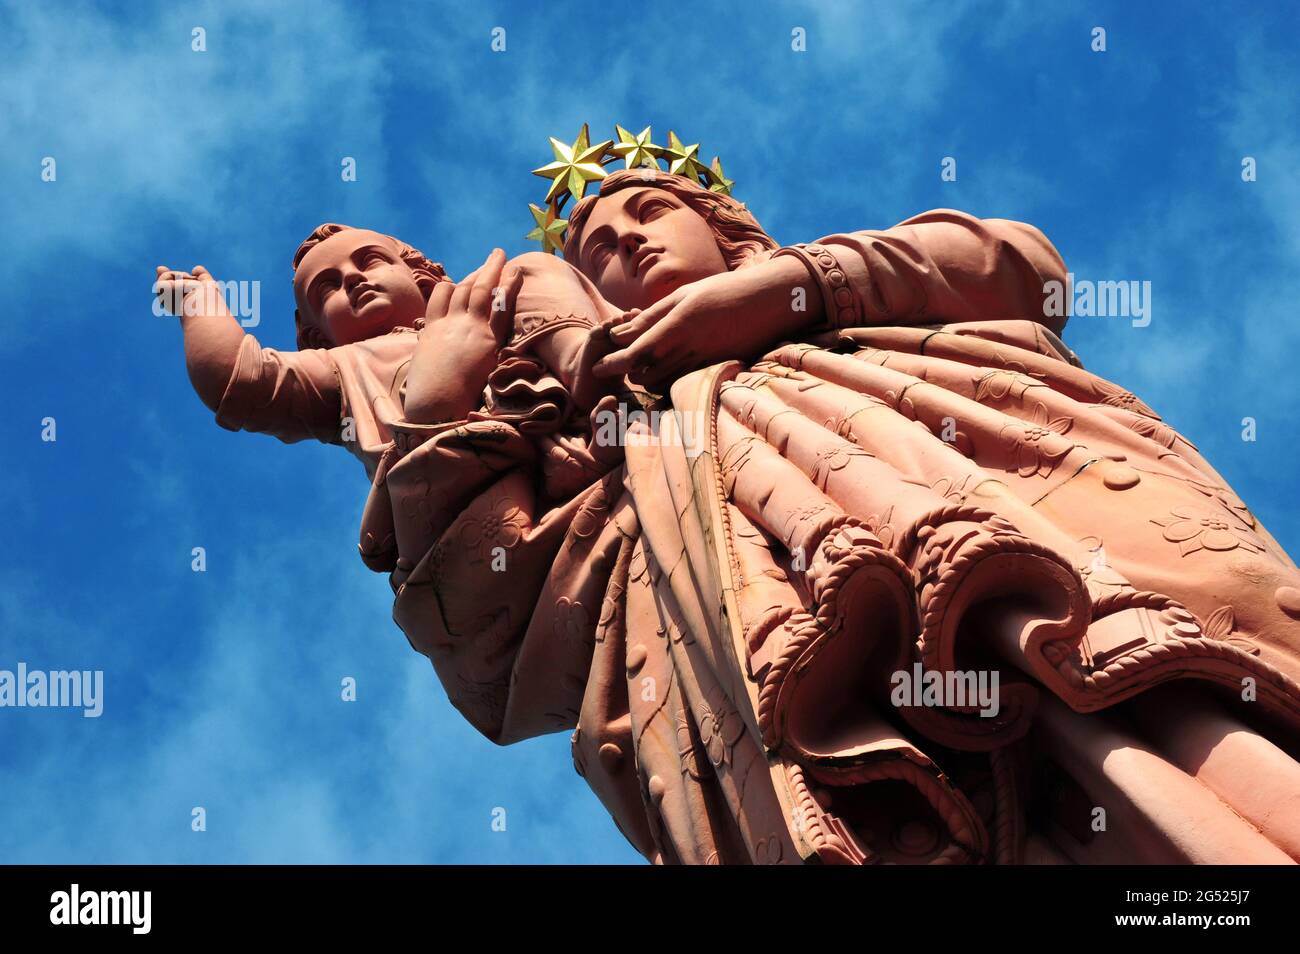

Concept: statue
[[167, 125, 1300, 865]]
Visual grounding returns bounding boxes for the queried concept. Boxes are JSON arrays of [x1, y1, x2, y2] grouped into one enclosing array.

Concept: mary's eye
[[591, 244, 613, 269], [639, 199, 672, 222]]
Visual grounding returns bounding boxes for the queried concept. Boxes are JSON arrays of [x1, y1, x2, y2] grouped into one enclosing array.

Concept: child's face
[[294, 229, 426, 346]]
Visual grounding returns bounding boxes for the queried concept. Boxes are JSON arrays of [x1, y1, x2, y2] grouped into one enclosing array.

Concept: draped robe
[[360, 211, 1300, 864]]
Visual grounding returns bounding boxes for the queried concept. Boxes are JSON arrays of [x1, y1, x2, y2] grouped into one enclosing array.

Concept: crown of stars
[[525, 123, 734, 253], [525, 203, 568, 254], [530, 123, 614, 206]]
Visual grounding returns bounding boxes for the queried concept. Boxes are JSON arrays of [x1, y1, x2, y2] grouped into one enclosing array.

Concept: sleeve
[[775, 209, 1070, 335], [213, 334, 344, 444], [499, 251, 627, 414]]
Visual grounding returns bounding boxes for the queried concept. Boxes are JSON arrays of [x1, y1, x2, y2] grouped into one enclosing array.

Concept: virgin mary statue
[[356, 145, 1300, 864]]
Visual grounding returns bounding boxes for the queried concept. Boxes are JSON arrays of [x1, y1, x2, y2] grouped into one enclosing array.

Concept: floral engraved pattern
[[472, 608, 517, 652], [809, 442, 871, 490], [1092, 379, 1158, 418], [1184, 480, 1258, 531], [1151, 507, 1266, 557], [753, 834, 784, 864], [720, 437, 757, 497], [974, 368, 1044, 404], [554, 597, 591, 647], [426, 540, 450, 589], [783, 503, 833, 546], [628, 546, 650, 585], [727, 393, 761, 431], [1000, 420, 1074, 478], [931, 473, 975, 505], [696, 690, 746, 769], [1126, 414, 1179, 450], [571, 486, 609, 540], [861, 505, 897, 549], [400, 475, 448, 538], [824, 413, 858, 442], [594, 593, 619, 643], [460, 494, 527, 557], [453, 673, 508, 731], [676, 714, 708, 782], [1202, 605, 1259, 655]]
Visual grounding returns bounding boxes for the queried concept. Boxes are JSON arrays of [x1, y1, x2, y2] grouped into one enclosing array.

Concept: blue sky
[[1, 0, 1297, 864]]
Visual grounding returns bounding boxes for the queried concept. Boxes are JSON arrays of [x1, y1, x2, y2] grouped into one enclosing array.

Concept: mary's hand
[[590, 255, 822, 388]]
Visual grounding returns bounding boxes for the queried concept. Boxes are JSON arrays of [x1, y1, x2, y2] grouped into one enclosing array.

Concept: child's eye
[[365, 252, 388, 267], [311, 277, 340, 307]]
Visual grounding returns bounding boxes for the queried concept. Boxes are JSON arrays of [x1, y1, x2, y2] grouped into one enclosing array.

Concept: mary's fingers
[[607, 310, 661, 346], [609, 292, 679, 343], [628, 351, 681, 389], [592, 334, 661, 378], [591, 347, 634, 379]]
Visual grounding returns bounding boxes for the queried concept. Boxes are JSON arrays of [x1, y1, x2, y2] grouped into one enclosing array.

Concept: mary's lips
[[633, 250, 661, 277]]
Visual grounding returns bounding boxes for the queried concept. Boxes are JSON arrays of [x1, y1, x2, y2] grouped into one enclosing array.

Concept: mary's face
[[574, 187, 729, 311], [293, 229, 426, 346]]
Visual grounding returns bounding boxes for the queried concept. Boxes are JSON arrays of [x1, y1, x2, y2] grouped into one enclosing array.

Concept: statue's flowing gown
[[360, 212, 1300, 864]]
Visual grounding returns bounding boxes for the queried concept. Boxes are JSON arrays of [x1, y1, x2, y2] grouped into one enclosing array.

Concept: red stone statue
[[162, 151, 1300, 865]]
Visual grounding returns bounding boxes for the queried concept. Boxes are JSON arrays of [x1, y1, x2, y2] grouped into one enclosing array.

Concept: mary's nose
[[619, 231, 645, 260]]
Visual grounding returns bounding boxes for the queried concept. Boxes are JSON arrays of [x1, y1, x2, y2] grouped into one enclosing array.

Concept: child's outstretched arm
[[156, 264, 341, 444], [155, 265, 247, 412], [403, 249, 519, 424]]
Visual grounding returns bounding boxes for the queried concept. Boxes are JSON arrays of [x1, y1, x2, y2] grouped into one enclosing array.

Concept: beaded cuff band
[[774, 243, 862, 330]]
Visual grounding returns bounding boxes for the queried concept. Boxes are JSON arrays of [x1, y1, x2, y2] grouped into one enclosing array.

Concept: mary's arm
[[593, 209, 1068, 386], [780, 208, 1067, 334]]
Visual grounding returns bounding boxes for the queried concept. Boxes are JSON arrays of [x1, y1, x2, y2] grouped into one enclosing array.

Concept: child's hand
[[154, 264, 233, 320], [154, 265, 199, 316], [424, 249, 521, 347], [565, 314, 633, 411]]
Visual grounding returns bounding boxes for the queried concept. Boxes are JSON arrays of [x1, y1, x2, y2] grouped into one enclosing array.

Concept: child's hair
[[562, 170, 778, 270], [291, 223, 449, 350]]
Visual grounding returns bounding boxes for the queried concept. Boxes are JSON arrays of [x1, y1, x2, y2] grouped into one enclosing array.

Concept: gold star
[[610, 125, 663, 171], [531, 123, 613, 206], [707, 156, 734, 195], [663, 130, 707, 182], [525, 203, 568, 254]]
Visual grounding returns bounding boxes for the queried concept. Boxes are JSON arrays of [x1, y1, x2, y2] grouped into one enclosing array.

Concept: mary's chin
[[643, 263, 686, 299]]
